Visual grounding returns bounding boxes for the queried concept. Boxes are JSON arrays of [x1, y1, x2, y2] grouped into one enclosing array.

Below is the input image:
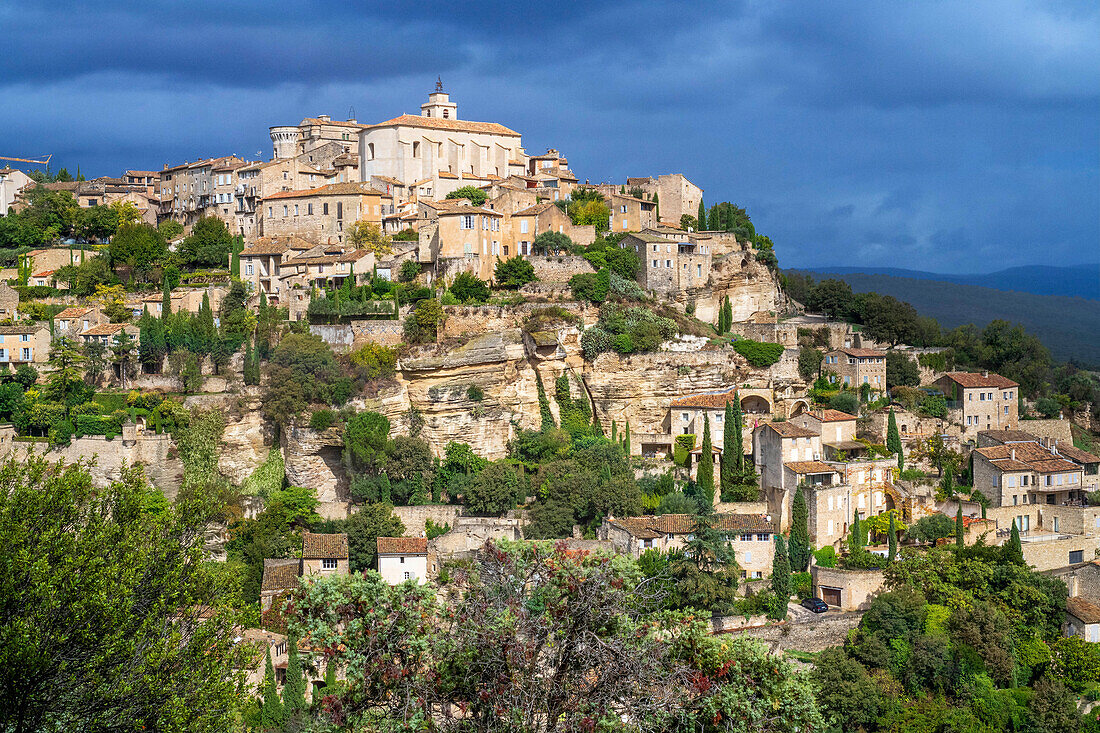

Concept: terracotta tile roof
[[669, 389, 740, 410], [437, 205, 502, 217], [124, 170, 160, 177], [512, 202, 560, 217], [365, 114, 521, 137], [761, 422, 819, 439], [264, 182, 384, 200], [302, 532, 349, 559], [978, 429, 1040, 443], [55, 306, 95, 319], [812, 409, 858, 422], [830, 348, 886, 358], [299, 117, 366, 129], [240, 240, 289, 256], [1057, 445, 1100, 464], [1068, 597, 1100, 625], [609, 513, 776, 538], [939, 371, 1018, 389], [377, 536, 428, 555], [33, 270, 56, 278], [785, 460, 837, 475], [81, 323, 129, 336], [624, 232, 674, 244], [372, 175, 403, 185], [0, 325, 47, 335], [261, 558, 300, 591], [1029, 458, 1082, 474]]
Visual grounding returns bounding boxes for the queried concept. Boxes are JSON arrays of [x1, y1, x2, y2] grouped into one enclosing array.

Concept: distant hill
[[788, 270, 1100, 367], [802, 264, 1099, 301]]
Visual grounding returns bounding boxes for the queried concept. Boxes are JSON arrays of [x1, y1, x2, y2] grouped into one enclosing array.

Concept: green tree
[[720, 400, 737, 497], [494, 255, 537, 289], [696, 412, 714, 506], [697, 199, 707, 231], [623, 419, 631, 456], [178, 216, 233, 268], [463, 461, 518, 515], [343, 411, 391, 475], [797, 345, 822, 381], [531, 230, 573, 255], [887, 512, 898, 561], [770, 535, 791, 619], [449, 271, 490, 303], [259, 647, 285, 730], [886, 350, 921, 388], [44, 336, 85, 415], [789, 486, 811, 572], [887, 407, 904, 471], [955, 504, 964, 547], [1004, 519, 1024, 565], [444, 185, 488, 206], [158, 219, 184, 240], [110, 329, 137, 388], [282, 634, 308, 719], [107, 223, 168, 281], [0, 455, 250, 732], [850, 511, 863, 551], [535, 370, 554, 431]]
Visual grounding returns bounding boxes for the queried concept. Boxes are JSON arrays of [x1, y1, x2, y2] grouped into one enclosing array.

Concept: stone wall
[[310, 320, 404, 351], [392, 504, 463, 536], [1023, 534, 1100, 572], [13, 432, 184, 498], [525, 256, 595, 282], [811, 566, 886, 611]]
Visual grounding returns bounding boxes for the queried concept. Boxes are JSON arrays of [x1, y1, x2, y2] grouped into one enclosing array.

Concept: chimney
[[1011, 448, 1016, 460], [982, 370, 989, 378], [347, 118, 357, 124], [318, 114, 331, 122]]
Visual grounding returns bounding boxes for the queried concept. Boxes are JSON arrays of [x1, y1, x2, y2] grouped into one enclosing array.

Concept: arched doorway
[[788, 399, 810, 417], [741, 395, 770, 415]]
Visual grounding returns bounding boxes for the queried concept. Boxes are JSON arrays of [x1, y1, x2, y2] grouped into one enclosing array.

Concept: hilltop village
[[3, 84, 1100, 729]]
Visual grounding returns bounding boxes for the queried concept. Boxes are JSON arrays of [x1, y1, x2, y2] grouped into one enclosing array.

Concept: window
[[404, 571, 411, 580], [322, 558, 337, 570], [739, 533, 752, 541], [827, 520, 834, 535], [308, 203, 313, 215], [652, 260, 659, 267], [620, 205, 627, 213], [323, 203, 329, 215], [744, 551, 752, 562], [681, 412, 689, 422], [20, 348, 29, 361], [520, 220, 529, 234], [412, 141, 420, 158], [268, 206, 273, 217], [337, 202, 343, 219], [461, 215, 475, 229], [1007, 476, 1016, 487], [245, 264, 254, 275], [283, 205, 288, 217], [665, 260, 671, 268], [757, 533, 770, 542], [1071, 550, 1084, 564], [294, 204, 299, 216]]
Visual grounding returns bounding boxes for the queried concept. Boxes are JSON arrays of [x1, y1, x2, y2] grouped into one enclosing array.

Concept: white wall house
[[377, 537, 428, 585]]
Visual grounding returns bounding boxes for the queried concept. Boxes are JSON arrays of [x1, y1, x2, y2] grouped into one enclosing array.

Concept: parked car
[[801, 597, 829, 613]]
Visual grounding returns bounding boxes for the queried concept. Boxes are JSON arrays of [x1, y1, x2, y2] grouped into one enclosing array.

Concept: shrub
[[608, 271, 645, 300], [466, 385, 484, 402], [918, 394, 947, 418], [813, 546, 837, 568], [732, 339, 784, 367], [494, 256, 537, 290], [450, 272, 490, 304], [310, 408, 336, 430], [569, 268, 610, 304], [673, 434, 696, 467], [611, 333, 634, 354], [348, 343, 397, 381], [398, 259, 420, 282], [580, 327, 613, 360], [444, 186, 488, 206], [829, 391, 860, 416]]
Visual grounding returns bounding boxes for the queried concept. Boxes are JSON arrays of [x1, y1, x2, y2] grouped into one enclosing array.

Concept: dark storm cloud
[[1, 0, 1095, 270]]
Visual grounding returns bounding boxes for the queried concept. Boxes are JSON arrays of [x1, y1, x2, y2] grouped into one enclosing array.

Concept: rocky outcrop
[[282, 424, 347, 502], [219, 402, 273, 484]]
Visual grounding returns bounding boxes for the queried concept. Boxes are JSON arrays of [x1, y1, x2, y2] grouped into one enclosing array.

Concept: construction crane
[[0, 154, 52, 167]]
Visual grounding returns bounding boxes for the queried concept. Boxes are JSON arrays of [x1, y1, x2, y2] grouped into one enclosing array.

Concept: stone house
[[821, 348, 887, 394], [357, 86, 526, 188], [622, 174, 703, 227], [261, 182, 385, 245], [158, 156, 257, 229], [377, 536, 428, 585], [227, 157, 335, 237], [122, 170, 160, 190], [626, 232, 711, 296], [259, 558, 300, 612], [0, 282, 19, 321], [667, 388, 774, 455], [0, 167, 33, 216], [0, 324, 50, 364], [600, 513, 777, 579], [301, 532, 350, 577], [237, 236, 314, 298], [418, 205, 504, 282], [1065, 597, 1100, 641], [933, 371, 1019, 433], [78, 323, 139, 349], [605, 191, 658, 233], [507, 202, 594, 255], [55, 305, 105, 336], [973, 440, 1086, 513], [978, 429, 1100, 495], [811, 565, 885, 610], [485, 183, 538, 215], [277, 246, 375, 291], [791, 409, 858, 445]]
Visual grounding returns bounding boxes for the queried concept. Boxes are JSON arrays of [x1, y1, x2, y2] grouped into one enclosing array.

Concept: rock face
[[219, 403, 272, 484], [282, 424, 347, 502], [675, 251, 787, 324]]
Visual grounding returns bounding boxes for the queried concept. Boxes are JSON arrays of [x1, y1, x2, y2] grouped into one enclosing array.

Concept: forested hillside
[[789, 270, 1100, 367]]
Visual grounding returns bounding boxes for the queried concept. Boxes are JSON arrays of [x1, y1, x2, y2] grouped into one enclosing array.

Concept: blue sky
[[2, 0, 1096, 271]]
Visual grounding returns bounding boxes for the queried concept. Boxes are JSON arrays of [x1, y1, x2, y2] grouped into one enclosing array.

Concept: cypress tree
[[161, 279, 171, 322], [697, 412, 714, 506], [322, 659, 338, 696], [535, 370, 554, 431], [886, 408, 903, 471], [789, 486, 810, 571], [730, 393, 745, 473], [652, 191, 659, 221], [259, 647, 285, 729], [850, 511, 862, 551], [1005, 520, 1024, 564], [282, 635, 308, 716], [611, 420, 618, 443], [623, 420, 631, 457], [887, 512, 897, 562], [770, 535, 791, 619], [955, 504, 964, 547], [380, 473, 392, 504], [721, 401, 737, 499], [697, 200, 707, 231], [620, 185, 625, 194]]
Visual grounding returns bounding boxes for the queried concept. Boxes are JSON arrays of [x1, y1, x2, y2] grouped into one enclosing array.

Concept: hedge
[[732, 339, 784, 367]]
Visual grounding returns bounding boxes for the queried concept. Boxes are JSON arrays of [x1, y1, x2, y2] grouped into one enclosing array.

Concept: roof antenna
[[348, 105, 356, 120], [436, 76, 444, 92]]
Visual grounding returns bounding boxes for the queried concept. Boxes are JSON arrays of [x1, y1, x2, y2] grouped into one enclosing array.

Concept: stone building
[[0, 282, 19, 321], [600, 513, 777, 579], [791, 409, 858, 445], [822, 348, 887, 394], [933, 371, 1019, 433], [158, 156, 255, 229], [417, 205, 504, 282], [261, 182, 385, 244], [377, 536, 429, 585], [623, 174, 703, 226], [237, 236, 314, 298], [1065, 597, 1100, 641], [972, 440, 1086, 511], [259, 533, 350, 611], [0, 167, 33, 216], [507, 202, 594, 254], [605, 191, 658, 233], [357, 84, 526, 191], [0, 324, 50, 364], [626, 232, 711, 296], [55, 305, 105, 336]]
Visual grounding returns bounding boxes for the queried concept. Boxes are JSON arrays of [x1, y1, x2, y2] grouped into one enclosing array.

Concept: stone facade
[[934, 371, 1019, 434], [822, 348, 887, 394], [525, 256, 595, 282], [811, 565, 886, 611], [261, 182, 385, 245]]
